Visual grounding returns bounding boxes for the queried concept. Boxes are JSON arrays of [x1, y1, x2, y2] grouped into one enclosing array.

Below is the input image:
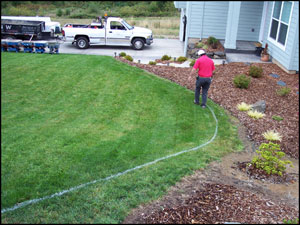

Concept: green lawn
[[1, 52, 243, 223]]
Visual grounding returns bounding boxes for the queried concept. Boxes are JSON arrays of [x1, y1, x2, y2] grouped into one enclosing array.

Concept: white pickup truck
[[62, 16, 153, 50]]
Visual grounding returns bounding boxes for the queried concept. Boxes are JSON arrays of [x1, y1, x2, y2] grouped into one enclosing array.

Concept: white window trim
[[267, 1, 294, 52]]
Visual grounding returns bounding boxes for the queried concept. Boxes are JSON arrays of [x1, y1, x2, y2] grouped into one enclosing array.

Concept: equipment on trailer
[[1, 19, 54, 40], [21, 41, 34, 53], [6, 39, 22, 52], [33, 41, 48, 53]]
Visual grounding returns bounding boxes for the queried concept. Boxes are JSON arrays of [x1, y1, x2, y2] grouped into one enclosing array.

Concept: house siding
[[290, 3, 299, 71], [174, 1, 187, 9], [202, 2, 229, 39], [292, 30, 299, 71], [188, 1, 229, 39], [184, 1, 264, 41], [188, 2, 204, 38], [237, 1, 264, 41], [263, 1, 299, 71]]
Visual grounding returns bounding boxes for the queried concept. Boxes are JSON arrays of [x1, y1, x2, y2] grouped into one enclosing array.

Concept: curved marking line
[[1, 105, 218, 214]]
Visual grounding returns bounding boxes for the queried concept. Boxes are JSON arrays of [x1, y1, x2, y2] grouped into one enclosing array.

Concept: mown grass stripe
[[1, 105, 218, 214]]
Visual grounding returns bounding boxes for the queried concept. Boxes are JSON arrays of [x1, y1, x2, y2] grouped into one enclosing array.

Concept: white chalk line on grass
[[1, 105, 218, 214]]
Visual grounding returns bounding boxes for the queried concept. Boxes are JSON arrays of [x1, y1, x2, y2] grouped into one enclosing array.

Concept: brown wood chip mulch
[[141, 183, 299, 224], [233, 161, 298, 184]]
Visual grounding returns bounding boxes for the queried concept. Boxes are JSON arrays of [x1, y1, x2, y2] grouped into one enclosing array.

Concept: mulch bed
[[197, 39, 225, 53], [116, 57, 299, 159], [140, 183, 299, 224], [233, 161, 298, 184]]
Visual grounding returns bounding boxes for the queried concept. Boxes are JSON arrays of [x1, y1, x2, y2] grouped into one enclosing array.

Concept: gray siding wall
[[290, 3, 299, 71], [188, 1, 229, 39], [174, 1, 187, 9], [202, 1, 229, 39], [292, 29, 299, 71], [237, 1, 264, 41], [263, 1, 299, 71]]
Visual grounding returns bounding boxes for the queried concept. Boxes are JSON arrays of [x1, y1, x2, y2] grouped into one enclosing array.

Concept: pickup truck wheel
[[76, 37, 89, 49], [132, 38, 145, 50]]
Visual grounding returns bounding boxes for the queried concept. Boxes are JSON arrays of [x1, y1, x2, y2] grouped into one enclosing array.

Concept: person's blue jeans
[[195, 77, 212, 106]]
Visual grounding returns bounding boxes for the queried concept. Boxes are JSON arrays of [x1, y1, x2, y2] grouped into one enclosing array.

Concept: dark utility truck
[[1, 19, 56, 40]]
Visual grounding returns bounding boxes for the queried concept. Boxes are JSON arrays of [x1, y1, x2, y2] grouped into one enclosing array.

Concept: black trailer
[[1, 19, 54, 40]]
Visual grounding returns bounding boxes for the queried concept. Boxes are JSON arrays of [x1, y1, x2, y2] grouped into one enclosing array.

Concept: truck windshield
[[122, 20, 134, 30]]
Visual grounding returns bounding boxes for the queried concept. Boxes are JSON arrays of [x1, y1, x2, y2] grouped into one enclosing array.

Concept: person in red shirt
[[189, 49, 215, 108]]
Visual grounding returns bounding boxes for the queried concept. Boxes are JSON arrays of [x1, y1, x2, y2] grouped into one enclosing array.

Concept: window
[[268, 1, 293, 48], [110, 21, 126, 30]]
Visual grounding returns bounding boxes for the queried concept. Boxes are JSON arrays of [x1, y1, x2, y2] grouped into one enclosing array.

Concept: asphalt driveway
[[58, 38, 185, 63]]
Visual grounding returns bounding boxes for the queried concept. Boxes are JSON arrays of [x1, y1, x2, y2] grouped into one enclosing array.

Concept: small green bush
[[207, 36, 218, 45], [119, 52, 126, 57], [276, 87, 291, 96], [272, 115, 284, 121], [88, 2, 99, 14], [161, 55, 171, 61], [196, 42, 204, 48], [56, 9, 63, 17], [124, 55, 133, 62], [189, 60, 195, 67], [149, 61, 157, 65], [177, 56, 187, 62], [249, 65, 263, 78], [202, 45, 208, 50], [65, 8, 71, 16], [233, 74, 251, 89], [250, 142, 293, 176], [207, 36, 218, 48], [283, 218, 299, 224]]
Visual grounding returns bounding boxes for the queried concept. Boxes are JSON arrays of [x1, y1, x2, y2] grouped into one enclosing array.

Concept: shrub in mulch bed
[[142, 183, 299, 224], [232, 161, 298, 184], [154, 59, 183, 64]]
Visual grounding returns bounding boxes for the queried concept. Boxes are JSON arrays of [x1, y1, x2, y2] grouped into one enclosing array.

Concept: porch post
[[224, 1, 241, 49], [179, 8, 184, 42]]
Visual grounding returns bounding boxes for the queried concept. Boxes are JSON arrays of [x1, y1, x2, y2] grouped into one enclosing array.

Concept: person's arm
[[189, 59, 199, 82], [211, 63, 215, 80], [189, 67, 198, 82]]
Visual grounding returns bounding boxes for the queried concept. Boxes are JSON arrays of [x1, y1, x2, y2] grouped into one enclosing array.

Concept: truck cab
[[62, 16, 153, 50]]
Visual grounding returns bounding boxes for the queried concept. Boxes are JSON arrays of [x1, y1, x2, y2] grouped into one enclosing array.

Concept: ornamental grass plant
[[247, 110, 265, 119], [262, 130, 282, 142], [236, 102, 252, 111]]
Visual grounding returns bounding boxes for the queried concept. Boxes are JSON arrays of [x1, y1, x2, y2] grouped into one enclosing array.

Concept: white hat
[[197, 49, 206, 56]]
